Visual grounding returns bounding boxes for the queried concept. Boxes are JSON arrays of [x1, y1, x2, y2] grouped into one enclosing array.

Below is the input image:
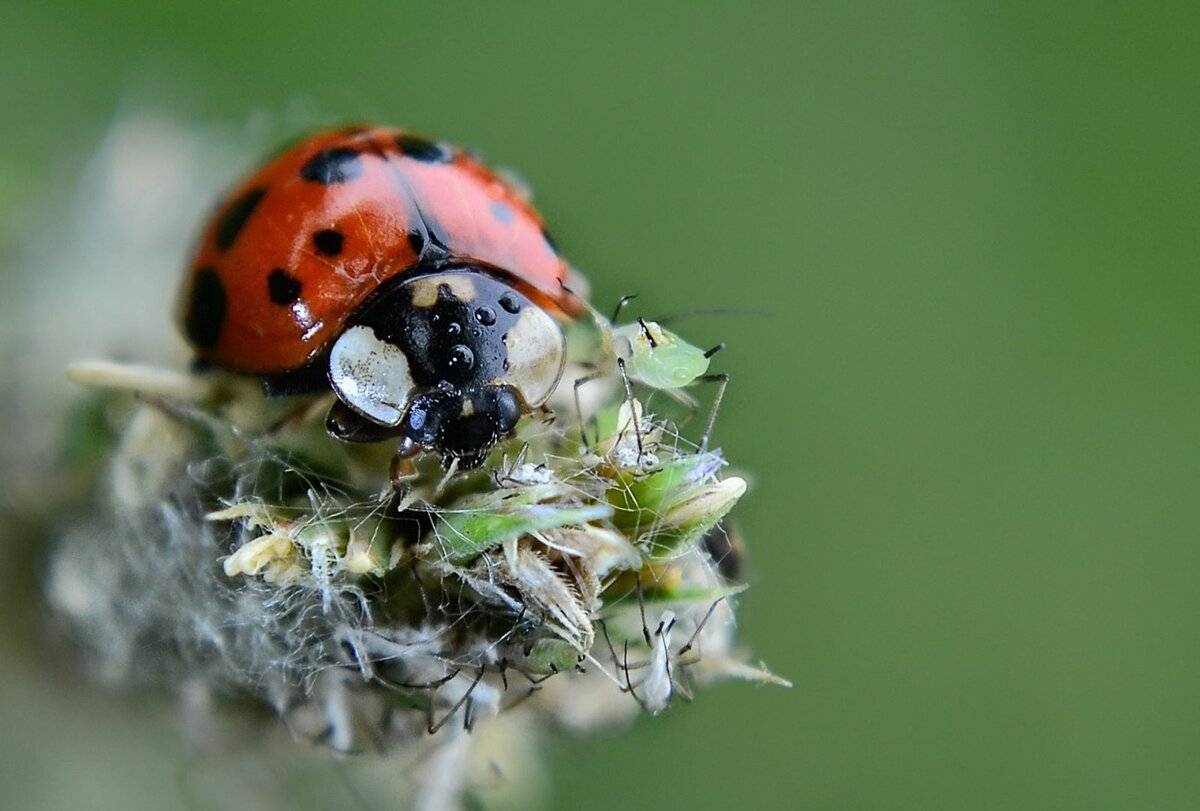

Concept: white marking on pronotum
[[503, 305, 565, 407], [328, 325, 414, 425]]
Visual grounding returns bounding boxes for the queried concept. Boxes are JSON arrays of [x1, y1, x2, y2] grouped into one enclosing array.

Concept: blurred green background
[[2, 1, 1199, 808]]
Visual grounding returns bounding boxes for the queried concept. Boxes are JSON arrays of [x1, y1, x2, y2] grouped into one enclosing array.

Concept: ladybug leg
[[389, 438, 422, 487]]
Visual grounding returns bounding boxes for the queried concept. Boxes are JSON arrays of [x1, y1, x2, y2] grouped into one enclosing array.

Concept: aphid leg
[[433, 458, 460, 499], [693, 372, 730, 450], [519, 664, 560, 685], [677, 597, 727, 657], [502, 685, 542, 712], [407, 557, 434, 619], [427, 667, 486, 734], [616, 357, 646, 462], [598, 620, 631, 694], [672, 673, 696, 703], [378, 666, 461, 692], [636, 571, 652, 646], [573, 371, 604, 450], [659, 617, 674, 686], [622, 640, 649, 711]]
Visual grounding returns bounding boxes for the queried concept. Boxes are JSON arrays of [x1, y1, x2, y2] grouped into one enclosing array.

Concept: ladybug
[[177, 126, 584, 470]]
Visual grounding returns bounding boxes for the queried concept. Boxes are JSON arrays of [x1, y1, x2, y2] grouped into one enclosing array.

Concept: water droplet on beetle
[[447, 344, 475, 370]]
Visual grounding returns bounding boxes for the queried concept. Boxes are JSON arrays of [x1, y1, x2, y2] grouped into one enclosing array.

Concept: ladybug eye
[[500, 303, 566, 408], [328, 325, 415, 425]]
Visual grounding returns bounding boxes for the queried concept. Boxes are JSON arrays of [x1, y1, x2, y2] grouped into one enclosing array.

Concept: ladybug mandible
[[177, 126, 584, 470]]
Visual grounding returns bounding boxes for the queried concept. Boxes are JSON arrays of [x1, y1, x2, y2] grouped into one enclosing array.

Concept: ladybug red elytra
[[177, 126, 586, 470]]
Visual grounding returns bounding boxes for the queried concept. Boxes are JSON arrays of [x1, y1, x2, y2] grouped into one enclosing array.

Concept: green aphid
[[525, 637, 581, 675], [612, 320, 710, 390]]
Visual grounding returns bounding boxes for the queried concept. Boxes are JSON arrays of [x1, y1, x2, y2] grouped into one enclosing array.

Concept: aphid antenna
[[611, 293, 639, 324]]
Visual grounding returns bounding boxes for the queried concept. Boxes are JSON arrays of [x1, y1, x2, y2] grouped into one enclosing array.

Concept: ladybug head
[[324, 269, 565, 469]]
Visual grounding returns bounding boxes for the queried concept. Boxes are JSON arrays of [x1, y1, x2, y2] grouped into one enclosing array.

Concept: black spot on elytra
[[185, 267, 226, 347], [267, 268, 302, 305], [396, 134, 451, 163], [541, 227, 559, 253], [312, 228, 344, 256], [215, 188, 266, 250], [407, 230, 425, 257], [299, 148, 363, 184]]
